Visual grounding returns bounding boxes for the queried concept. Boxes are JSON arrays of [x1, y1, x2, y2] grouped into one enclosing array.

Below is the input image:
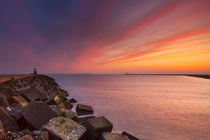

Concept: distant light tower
[[33, 68, 37, 75]]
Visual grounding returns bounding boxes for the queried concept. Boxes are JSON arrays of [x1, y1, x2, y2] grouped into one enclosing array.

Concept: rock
[[76, 104, 94, 116], [54, 93, 67, 103], [0, 106, 19, 132], [20, 88, 47, 102], [64, 111, 77, 119], [0, 121, 6, 140], [49, 105, 63, 116], [59, 89, 69, 97], [0, 92, 10, 107], [44, 95, 57, 106], [42, 117, 86, 140], [6, 104, 28, 130], [20, 102, 57, 130], [7, 130, 48, 140], [12, 95, 28, 107], [85, 116, 113, 140], [14, 135, 33, 140], [68, 98, 77, 103], [0, 91, 19, 107], [6, 104, 22, 121], [74, 116, 95, 125], [100, 133, 129, 140], [121, 132, 139, 140], [32, 131, 49, 140], [63, 100, 73, 109]]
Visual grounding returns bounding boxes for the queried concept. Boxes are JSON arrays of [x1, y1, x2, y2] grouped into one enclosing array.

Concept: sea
[[50, 74, 210, 140]]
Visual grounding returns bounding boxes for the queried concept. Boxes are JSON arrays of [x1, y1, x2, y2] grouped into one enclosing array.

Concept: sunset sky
[[0, 0, 210, 74]]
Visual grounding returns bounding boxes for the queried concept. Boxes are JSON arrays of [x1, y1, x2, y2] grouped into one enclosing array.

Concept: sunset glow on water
[[52, 74, 210, 140]]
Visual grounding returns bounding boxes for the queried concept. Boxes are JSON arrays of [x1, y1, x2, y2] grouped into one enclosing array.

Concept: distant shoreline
[[1, 74, 209, 80], [186, 74, 210, 79]]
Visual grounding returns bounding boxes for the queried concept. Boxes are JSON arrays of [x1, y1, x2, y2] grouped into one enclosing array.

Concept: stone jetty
[[0, 74, 139, 140]]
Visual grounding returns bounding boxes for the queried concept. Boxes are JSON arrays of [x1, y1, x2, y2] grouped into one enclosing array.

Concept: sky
[[0, 0, 210, 74]]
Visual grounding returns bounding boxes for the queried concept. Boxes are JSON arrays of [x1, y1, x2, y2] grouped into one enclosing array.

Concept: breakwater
[[0, 74, 139, 140]]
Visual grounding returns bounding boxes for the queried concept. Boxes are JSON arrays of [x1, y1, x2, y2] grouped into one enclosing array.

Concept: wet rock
[[64, 111, 77, 119], [121, 132, 139, 140], [0, 106, 19, 132], [49, 105, 63, 116], [14, 135, 33, 140], [20, 102, 57, 130], [63, 100, 73, 109], [100, 133, 129, 140], [68, 98, 77, 103], [0, 121, 6, 140], [42, 116, 86, 140], [76, 104, 94, 116], [85, 116, 113, 140]]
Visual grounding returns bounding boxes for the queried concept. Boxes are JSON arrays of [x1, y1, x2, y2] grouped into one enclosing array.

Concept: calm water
[[50, 74, 210, 140]]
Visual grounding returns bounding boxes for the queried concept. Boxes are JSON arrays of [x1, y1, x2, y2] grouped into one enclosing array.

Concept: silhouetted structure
[[33, 68, 37, 75]]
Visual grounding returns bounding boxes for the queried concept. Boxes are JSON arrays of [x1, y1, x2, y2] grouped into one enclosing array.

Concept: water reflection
[[51, 74, 210, 140]]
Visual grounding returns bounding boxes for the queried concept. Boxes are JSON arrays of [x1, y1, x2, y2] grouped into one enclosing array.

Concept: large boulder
[[76, 104, 94, 116], [42, 117, 86, 140], [74, 116, 95, 126], [20, 102, 57, 130], [68, 98, 77, 103], [121, 132, 139, 140], [0, 106, 19, 132], [84, 116, 113, 140], [0, 121, 6, 140], [20, 88, 47, 102], [100, 133, 129, 140]]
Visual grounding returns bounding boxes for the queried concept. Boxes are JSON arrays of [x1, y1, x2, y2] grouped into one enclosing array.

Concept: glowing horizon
[[0, 0, 210, 74]]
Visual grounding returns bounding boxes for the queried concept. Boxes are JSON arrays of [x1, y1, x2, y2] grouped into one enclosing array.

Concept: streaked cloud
[[0, 0, 209, 74]]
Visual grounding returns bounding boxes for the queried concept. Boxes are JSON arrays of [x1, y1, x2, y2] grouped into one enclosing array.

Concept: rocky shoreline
[[0, 74, 139, 140]]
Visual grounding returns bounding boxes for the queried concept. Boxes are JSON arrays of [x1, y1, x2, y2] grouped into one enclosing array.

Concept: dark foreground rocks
[[0, 121, 6, 140], [0, 106, 19, 132], [76, 104, 94, 116], [20, 102, 57, 130], [42, 117, 86, 140], [121, 132, 139, 140], [0, 74, 140, 140], [84, 116, 113, 140]]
